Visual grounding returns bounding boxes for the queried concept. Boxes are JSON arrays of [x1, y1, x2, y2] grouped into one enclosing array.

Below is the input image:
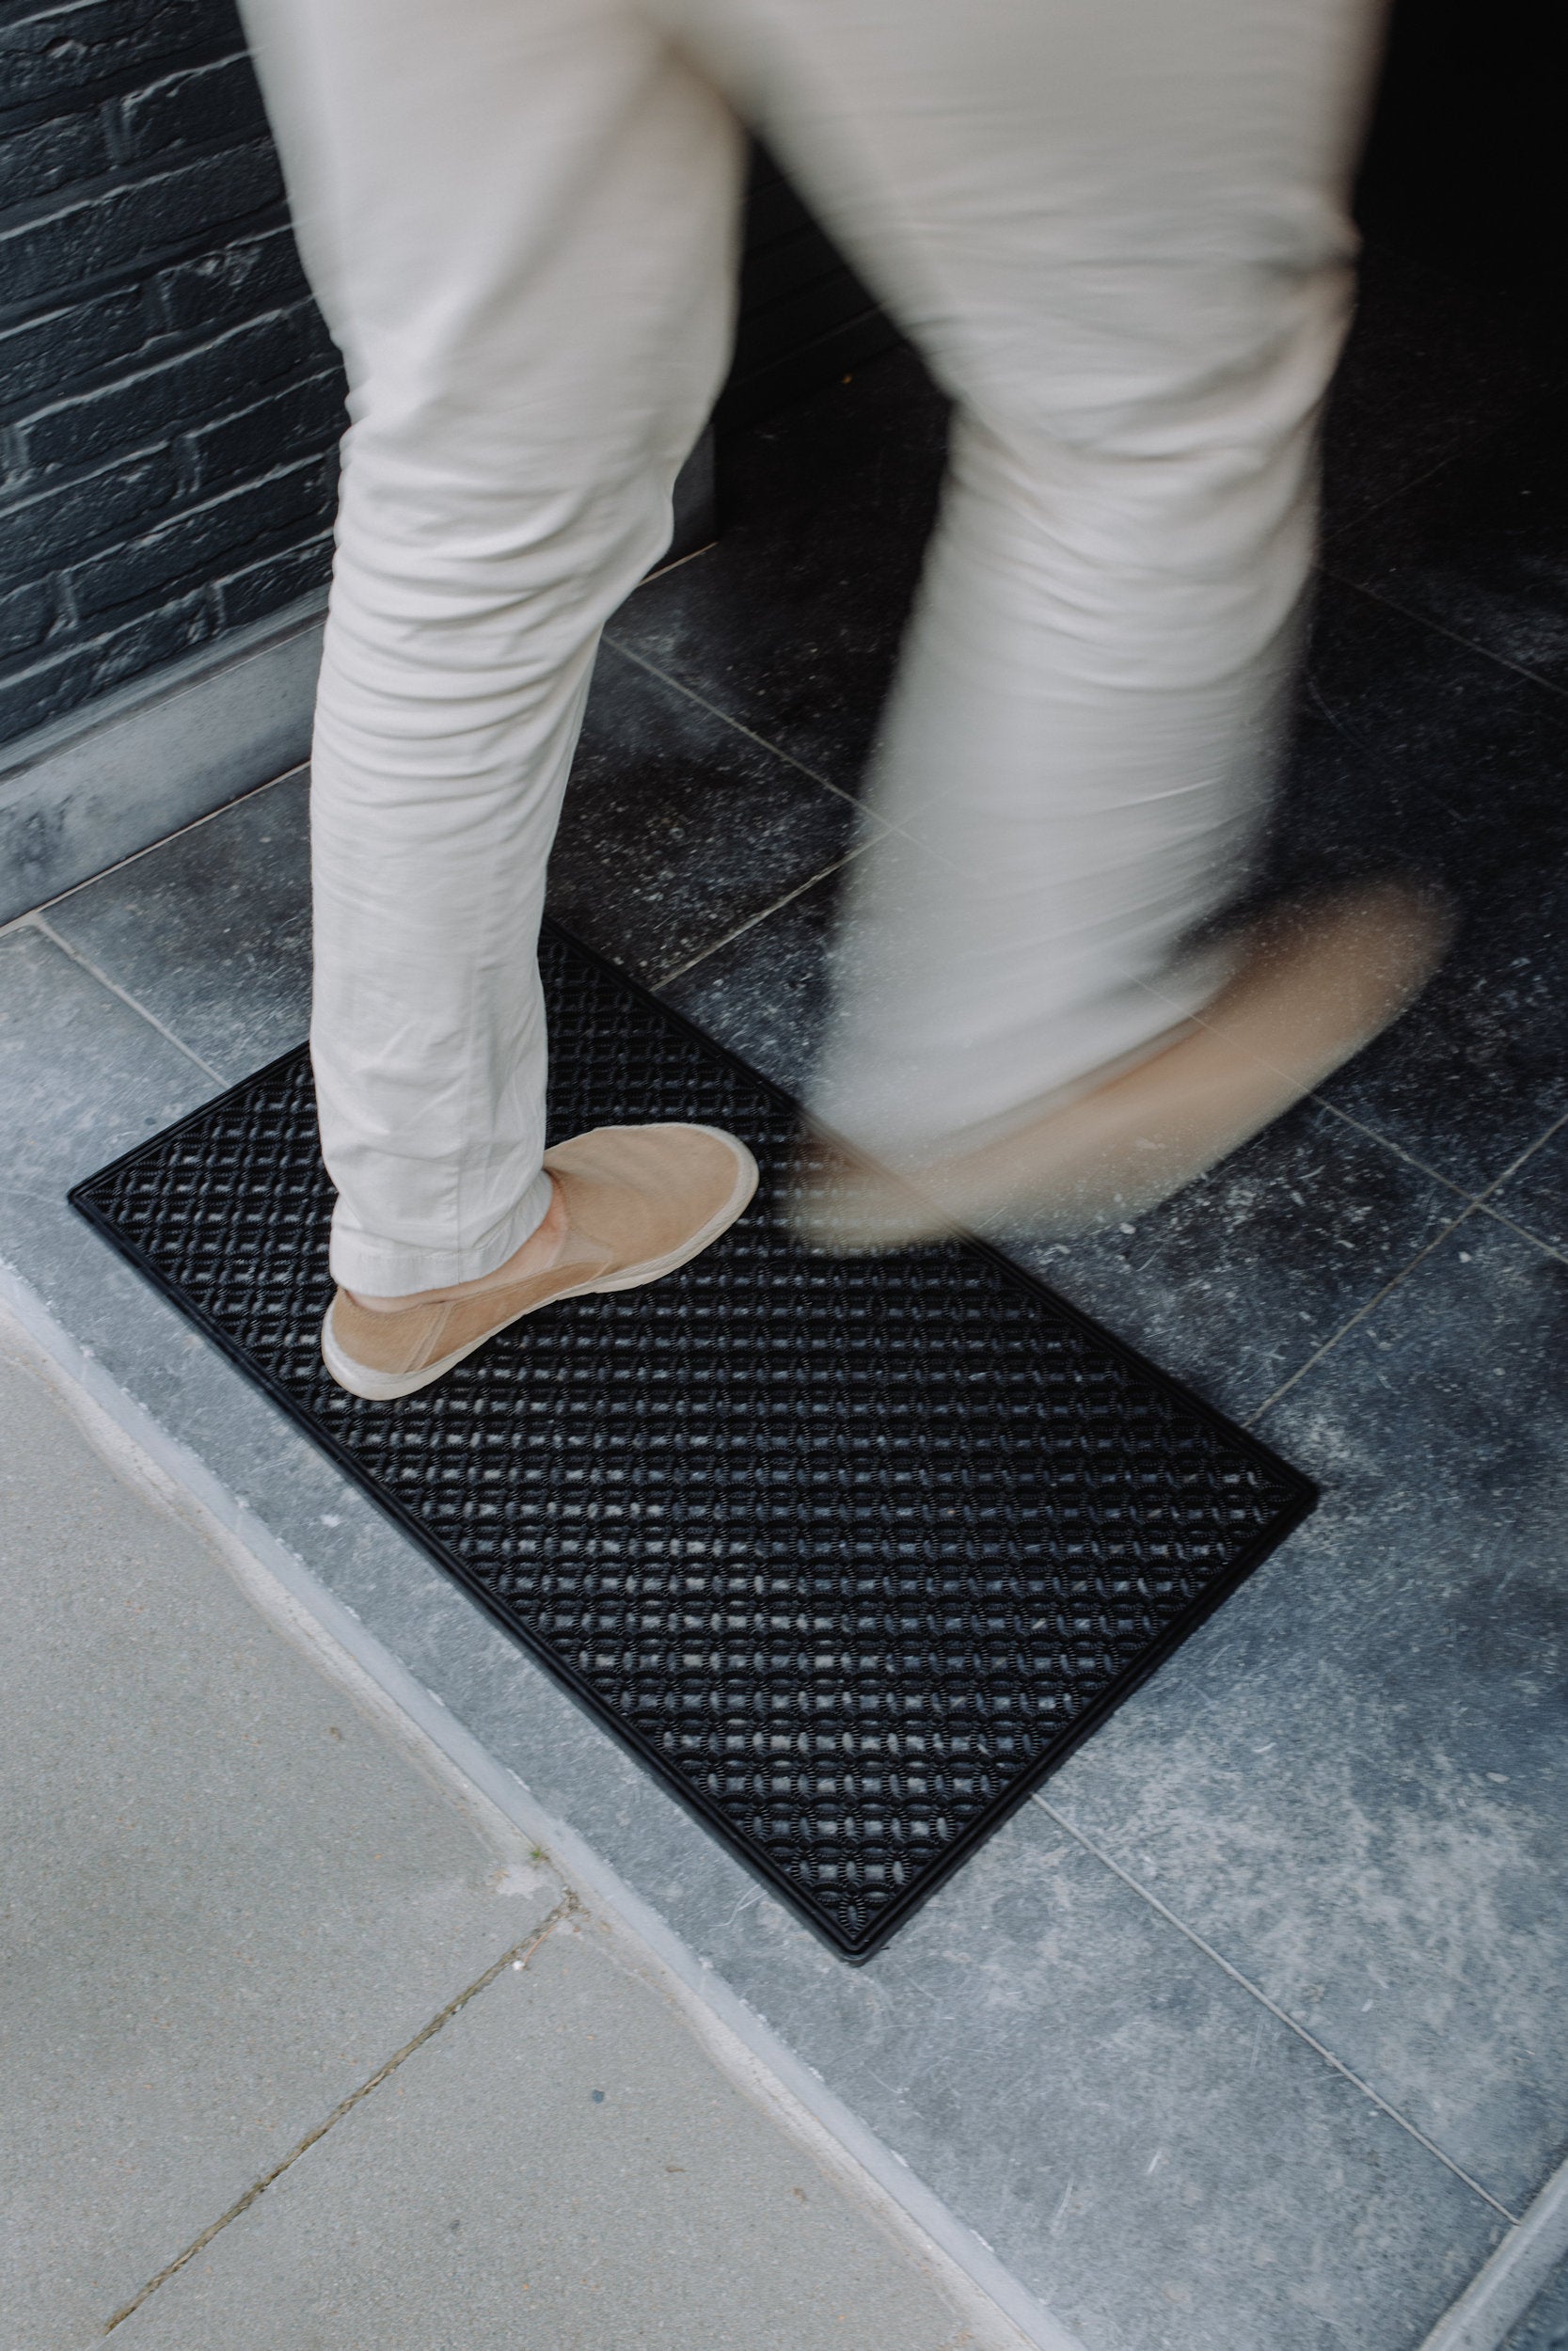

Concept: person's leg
[[238, 0, 744, 1295], [659, 0, 1391, 1174]]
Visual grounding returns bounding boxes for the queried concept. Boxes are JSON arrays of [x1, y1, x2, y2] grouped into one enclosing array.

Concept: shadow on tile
[[1323, 244, 1568, 537], [1257, 581, 1568, 1192], [42, 770, 312, 1084], [1049, 1212, 1568, 2214], [553, 643, 861, 986], [610, 345, 948, 791], [1330, 390, 1568, 695]]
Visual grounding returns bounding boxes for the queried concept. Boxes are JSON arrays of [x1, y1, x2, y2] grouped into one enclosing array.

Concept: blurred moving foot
[[323, 1123, 758, 1400], [794, 880, 1452, 1252]]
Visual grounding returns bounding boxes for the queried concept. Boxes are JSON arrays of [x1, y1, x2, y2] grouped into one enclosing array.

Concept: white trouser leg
[[238, 0, 743, 1292], [242, 0, 1380, 1281], [661, 0, 1380, 1159]]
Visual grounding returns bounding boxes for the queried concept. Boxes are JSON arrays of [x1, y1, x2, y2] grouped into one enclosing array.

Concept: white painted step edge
[[1420, 2159, 1568, 2351]]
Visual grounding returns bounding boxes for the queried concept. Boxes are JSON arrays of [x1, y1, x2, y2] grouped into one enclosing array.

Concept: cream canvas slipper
[[793, 880, 1452, 1250], [323, 1122, 758, 1400]]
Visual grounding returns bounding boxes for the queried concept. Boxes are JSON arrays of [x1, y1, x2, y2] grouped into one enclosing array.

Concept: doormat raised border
[[71, 923, 1315, 1962]]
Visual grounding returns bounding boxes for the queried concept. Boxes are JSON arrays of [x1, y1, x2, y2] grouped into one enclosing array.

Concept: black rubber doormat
[[71, 924, 1314, 1962]]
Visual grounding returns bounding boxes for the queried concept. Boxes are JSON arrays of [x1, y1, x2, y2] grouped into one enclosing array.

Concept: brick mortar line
[[0, 140, 279, 240], [0, 208, 295, 346], [0, 307, 327, 442], [1032, 1799, 1519, 2225], [102, 1897, 579, 2335], [0, 452, 333, 686], [4, 303, 333, 437], [0, 195, 290, 340], [0, 41, 247, 136], [0, 131, 265, 242], [0, 419, 335, 562]]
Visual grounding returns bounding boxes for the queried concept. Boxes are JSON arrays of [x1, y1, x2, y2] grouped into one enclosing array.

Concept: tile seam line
[[1102, 982, 1486, 1214], [1467, 1107, 1568, 1204], [649, 845, 867, 991], [1307, 1097, 1568, 1230], [1308, 364, 1568, 563], [1316, 446, 1476, 550], [1245, 1102, 1568, 1424], [601, 633, 865, 810], [29, 913, 229, 1087], [1032, 1799, 1519, 2223], [1315, 562, 1568, 707], [0, 762, 310, 944], [1475, 1199, 1568, 1267], [1243, 1199, 1479, 1427], [100, 1898, 579, 2336], [1301, 1093, 1481, 1200]]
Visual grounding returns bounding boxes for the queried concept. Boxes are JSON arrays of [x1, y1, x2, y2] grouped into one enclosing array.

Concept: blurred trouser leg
[[241, 0, 1380, 1288], [660, 0, 1379, 1161], [237, 0, 743, 1293]]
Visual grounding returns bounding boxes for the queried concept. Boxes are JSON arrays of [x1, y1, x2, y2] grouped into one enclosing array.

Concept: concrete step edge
[[0, 1251, 1080, 2351]]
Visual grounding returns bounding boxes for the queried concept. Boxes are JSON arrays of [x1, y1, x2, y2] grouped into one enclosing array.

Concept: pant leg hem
[[327, 1167, 556, 1296]]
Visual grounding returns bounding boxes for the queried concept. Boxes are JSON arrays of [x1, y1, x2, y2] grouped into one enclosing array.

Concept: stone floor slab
[[546, 642, 862, 988], [0, 1326, 557, 2351], [0, 925, 214, 1204], [1048, 1212, 1568, 2214], [109, 1922, 974, 2351], [40, 768, 312, 1085]]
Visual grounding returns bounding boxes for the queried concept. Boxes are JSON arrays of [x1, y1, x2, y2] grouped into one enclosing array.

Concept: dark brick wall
[[0, 2, 894, 755], [0, 0, 343, 750], [15, 3, 1529, 765]]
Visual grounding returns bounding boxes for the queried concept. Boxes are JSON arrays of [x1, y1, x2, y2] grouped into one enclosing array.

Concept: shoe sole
[[322, 1128, 760, 1402], [793, 880, 1450, 1251]]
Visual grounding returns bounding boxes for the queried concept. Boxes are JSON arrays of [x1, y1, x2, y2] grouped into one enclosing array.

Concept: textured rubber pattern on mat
[[71, 924, 1315, 1961]]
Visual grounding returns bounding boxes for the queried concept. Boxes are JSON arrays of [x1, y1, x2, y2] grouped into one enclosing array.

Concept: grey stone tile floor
[[5, 239, 1568, 2350], [0, 1311, 989, 2351]]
